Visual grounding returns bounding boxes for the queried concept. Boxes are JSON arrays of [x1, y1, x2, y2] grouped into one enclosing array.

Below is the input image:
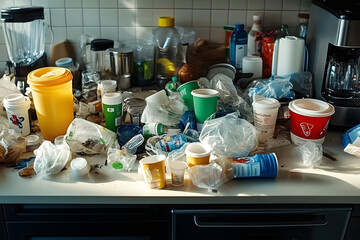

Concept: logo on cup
[[320, 121, 330, 136], [10, 114, 24, 129], [300, 122, 314, 137]]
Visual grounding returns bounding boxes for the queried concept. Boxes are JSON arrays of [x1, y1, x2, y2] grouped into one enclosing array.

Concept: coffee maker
[[307, 0, 360, 127], [1, 6, 47, 90]]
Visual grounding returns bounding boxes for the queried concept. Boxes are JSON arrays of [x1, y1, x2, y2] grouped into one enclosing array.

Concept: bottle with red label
[[247, 15, 262, 56]]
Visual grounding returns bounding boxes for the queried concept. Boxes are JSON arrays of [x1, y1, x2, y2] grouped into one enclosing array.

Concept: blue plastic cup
[[117, 124, 143, 148], [231, 153, 278, 178]]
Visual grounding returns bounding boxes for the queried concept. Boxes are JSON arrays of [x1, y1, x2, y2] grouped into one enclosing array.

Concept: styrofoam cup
[[252, 96, 280, 143], [3, 93, 31, 136], [288, 98, 335, 145]]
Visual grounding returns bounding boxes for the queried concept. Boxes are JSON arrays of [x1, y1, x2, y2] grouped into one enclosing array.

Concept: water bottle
[[247, 15, 262, 56], [153, 17, 182, 90], [230, 24, 248, 71]]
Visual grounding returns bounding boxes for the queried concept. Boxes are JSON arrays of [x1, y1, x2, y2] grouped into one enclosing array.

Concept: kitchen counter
[[0, 130, 359, 205]]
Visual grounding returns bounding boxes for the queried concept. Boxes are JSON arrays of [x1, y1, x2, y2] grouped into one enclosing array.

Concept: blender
[[1, 6, 47, 90]]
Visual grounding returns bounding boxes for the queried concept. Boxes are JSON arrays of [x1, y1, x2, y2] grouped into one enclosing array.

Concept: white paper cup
[[100, 80, 117, 98], [252, 96, 280, 143], [169, 161, 188, 186], [3, 93, 31, 136]]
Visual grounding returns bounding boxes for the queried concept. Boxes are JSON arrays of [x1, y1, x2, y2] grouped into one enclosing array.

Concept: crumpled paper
[[344, 137, 360, 158]]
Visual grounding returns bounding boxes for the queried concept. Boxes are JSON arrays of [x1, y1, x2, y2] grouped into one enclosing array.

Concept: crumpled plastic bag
[[199, 112, 258, 158], [33, 140, 72, 175], [0, 129, 27, 164], [188, 157, 233, 190], [248, 77, 295, 100], [293, 141, 323, 168], [65, 118, 117, 155]]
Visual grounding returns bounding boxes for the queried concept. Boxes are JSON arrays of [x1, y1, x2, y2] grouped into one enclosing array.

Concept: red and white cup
[[288, 98, 335, 145]]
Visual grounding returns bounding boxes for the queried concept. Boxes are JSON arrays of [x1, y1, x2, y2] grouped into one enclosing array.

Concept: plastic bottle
[[297, 13, 310, 41], [276, 24, 290, 39], [230, 24, 248, 71], [153, 17, 182, 90], [247, 15, 262, 56]]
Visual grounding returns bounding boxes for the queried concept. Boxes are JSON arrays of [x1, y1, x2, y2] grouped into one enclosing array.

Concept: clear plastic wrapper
[[33, 140, 72, 175], [0, 129, 27, 164], [248, 77, 295, 100], [65, 118, 117, 155], [199, 113, 258, 158], [293, 141, 323, 168]]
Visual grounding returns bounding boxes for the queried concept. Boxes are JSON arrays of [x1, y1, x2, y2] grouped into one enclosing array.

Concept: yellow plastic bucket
[[27, 67, 74, 141]]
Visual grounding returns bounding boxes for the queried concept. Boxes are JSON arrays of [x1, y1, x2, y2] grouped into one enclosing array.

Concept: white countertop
[[1, 130, 360, 205]]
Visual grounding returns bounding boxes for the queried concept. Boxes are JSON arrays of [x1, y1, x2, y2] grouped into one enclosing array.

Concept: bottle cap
[[171, 76, 178, 83], [253, 15, 262, 21], [158, 17, 174, 27]]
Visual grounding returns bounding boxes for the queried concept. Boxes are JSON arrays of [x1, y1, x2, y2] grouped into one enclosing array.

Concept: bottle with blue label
[[230, 24, 248, 71]]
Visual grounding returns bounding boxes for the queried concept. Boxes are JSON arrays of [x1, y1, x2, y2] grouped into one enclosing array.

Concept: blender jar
[[1, 6, 45, 65]]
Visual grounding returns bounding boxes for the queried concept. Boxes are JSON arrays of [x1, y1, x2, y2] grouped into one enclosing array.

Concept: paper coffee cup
[[252, 96, 280, 143], [178, 80, 200, 110], [288, 98, 334, 145], [102, 92, 122, 132], [191, 89, 218, 125], [3, 93, 31, 136], [185, 142, 211, 168], [100, 80, 117, 98], [140, 155, 166, 189]]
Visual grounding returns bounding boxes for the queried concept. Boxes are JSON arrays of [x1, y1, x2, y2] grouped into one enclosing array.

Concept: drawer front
[[0, 221, 7, 240]]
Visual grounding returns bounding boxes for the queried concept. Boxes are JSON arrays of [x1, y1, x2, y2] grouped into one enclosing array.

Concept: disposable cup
[[288, 98, 335, 145], [191, 89, 218, 125], [27, 67, 74, 141], [70, 157, 91, 176], [100, 80, 117, 98], [232, 153, 278, 178], [178, 80, 199, 110], [102, 92, 122, 132], [185, 142, 211, 168], [145, 89, 168, 104], [169, 161, 188, 186], [140, 155, 166, 189], [252, 96, 280, 143], [3, 93, 31, 136]]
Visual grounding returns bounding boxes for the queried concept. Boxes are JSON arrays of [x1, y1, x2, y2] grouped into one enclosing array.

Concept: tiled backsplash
[[0, 0, 311, 75]]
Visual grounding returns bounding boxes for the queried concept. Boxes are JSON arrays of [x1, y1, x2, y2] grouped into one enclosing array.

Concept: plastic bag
[[33, 141, 72, 175], [65, 118, 117, 155], [248, 77, 295, 100], [188, 158, 233, 190], [293, 141, 323, 168], [288, 71, 313, 98], [199, 113, 258, 158], [0, 129, 27, 164]]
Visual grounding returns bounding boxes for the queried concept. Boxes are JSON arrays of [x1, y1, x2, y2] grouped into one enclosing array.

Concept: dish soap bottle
[[153, 17, 182, 90], [230, 24, 248, 71], [247, 15, 262, 56]]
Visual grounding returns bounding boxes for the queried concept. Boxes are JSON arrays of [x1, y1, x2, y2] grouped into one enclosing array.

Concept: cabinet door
[[0, 221, 7, 240]]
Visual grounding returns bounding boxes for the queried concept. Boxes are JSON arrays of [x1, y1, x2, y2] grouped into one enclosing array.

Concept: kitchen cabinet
[[345, 206, 360, 240]]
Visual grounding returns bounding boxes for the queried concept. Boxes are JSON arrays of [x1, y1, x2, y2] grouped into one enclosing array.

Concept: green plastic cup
[[178, 80, 199, 110], [191, 89, 218, 124], [102, 92, 122, 132]]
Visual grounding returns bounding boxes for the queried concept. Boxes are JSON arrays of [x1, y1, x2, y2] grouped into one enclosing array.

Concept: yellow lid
[[27, 67, 73, 87], [158, 17, 174, 27]]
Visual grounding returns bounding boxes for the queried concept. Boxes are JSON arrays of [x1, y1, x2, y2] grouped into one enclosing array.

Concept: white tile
[[175, 10, 192, 27], [174, 0, 193, 9], [136, 26, 153, 40], [264, 11, 281, 29], [230, 0, 246, 9], [282, 11, 299, 27], [42, 0, 65, 8], [66, 9, 83, 27], [66, 27, 84, 43], [210, 27, 225, 43], [118, 0, 136, 8], [153, 9, 174, 26], [247, 0, 265, 10], [192, 10, 210, 27], [137, 0, 154, 8], [84, 27, 101, 38], [154, 0, 174, 9], [65, 0, 82, 8], [265, 0, 282, 10], [100, 0, 118, 8], [101, 27, 118, 40], [83, 0, 99, 8], [229, 10, 246, 26], [44, 8, 51, 26], [192, 27, 210, 40], [32, 0, 48, 7], [100, 9, 118, 27], [136, 9, 153, 27], [119, 9, 136, 27], [84, 9, 100, 26], [51, 27, 67, 44], [301, 0, 311, 10], [50, 9, 66, 27], [283, 0, 300, 10], [119, 27, 136, 41], [212, 0, 229, 9], [211, 10, 228, 27], [247, 11, 264, 30], [0, 45, 9, 61], [193, 0, 211, 9], [14, 0, 31, 5]]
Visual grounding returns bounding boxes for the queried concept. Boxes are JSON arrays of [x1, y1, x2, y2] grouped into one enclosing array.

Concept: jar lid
[[1, 6, 44, 23], [158, 16, 174, 27], [90, 39, 114, 51], [27, 67, 73, 87], [55, 57, 73, 67], [26, 135, 40, 146]]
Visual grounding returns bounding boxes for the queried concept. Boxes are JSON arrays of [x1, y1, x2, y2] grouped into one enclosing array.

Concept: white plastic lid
[[288, 98, 335, 117], [185, 142, 211, 158], [3, 93, 30, 109], [71, 157, 91, 176], [191, 89, 218, 98], [26, 135, 40, 146], [102, 92, 122, 105], [101, 80, 117, 89], [252, 97, 280, 109], [169, 161, 188, 171]]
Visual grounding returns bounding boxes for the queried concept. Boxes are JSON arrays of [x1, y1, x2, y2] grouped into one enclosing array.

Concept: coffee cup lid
[[102, 92, 122, 105], [289, 98, 335, 117], [3, 93, 30, 109], [252, 97, 280, 109]]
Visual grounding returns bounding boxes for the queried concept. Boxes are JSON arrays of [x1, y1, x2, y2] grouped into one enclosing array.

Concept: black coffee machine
[[307, 0, 360, 127]]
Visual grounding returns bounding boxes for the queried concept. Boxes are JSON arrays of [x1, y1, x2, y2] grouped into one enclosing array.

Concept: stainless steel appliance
[[1, 6, 47, 89], [109, 48, 134, 90], [307, 0, 360, 127]]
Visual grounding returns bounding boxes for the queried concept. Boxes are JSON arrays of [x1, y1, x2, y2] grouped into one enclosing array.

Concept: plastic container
[[185, 142, 211, 168], [143, 123, 168, 138], [27, 67, 74, 141], [261, 37, 276, 78], [102, 92, 122, 132], [117, 124, 143, 147], [153, 17, 182, 89], [99, 80, 117, 98], [169, 161, 188, 186], [26, 135, 41, 152], [342, 123, 360, 148], [70, 157, 91, 176], [247, 15, 262, 56], [297, 13, 310, 40], [242, 56, 263, 79], [230, 24, 248, 71]]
